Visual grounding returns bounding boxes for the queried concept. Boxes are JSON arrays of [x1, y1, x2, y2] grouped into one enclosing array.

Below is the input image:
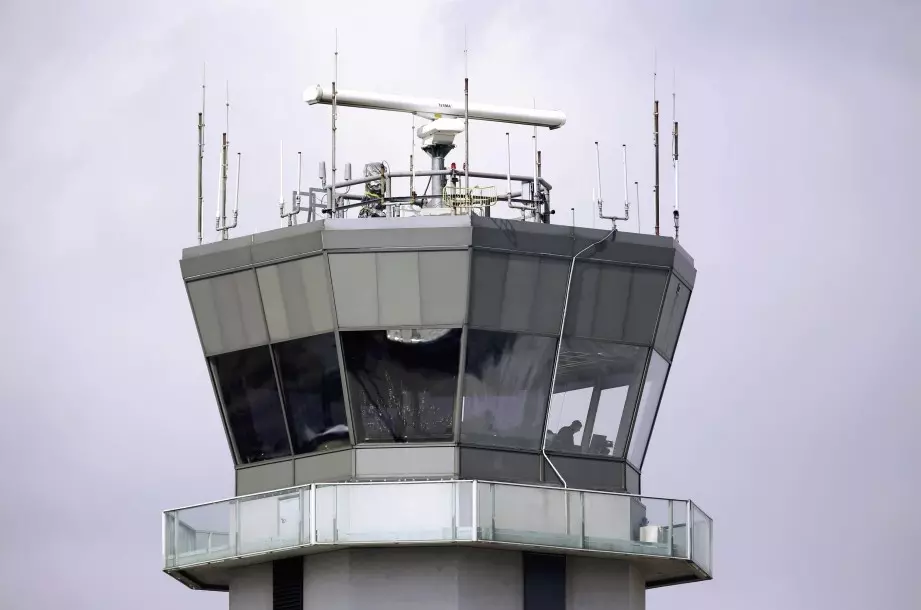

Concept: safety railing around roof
[[163, 480, 712, 578]]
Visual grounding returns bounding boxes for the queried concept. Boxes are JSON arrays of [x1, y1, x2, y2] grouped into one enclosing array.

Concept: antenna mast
[[331, 29, 339, 217], [653, 57, 660, 236], [464, 27, 470, 195], [214, 82, 230, 240], [197, 65, 205, 245], [672, 71, 680, 241], [595, 141, 629, 228], [635, 180, 641, 233]]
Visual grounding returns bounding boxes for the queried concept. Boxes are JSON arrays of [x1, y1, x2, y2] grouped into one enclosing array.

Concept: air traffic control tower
[[162, 83, 713, 610]]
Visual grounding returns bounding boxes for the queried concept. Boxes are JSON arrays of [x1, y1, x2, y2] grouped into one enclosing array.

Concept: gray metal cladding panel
[[468, 251, 568, 335], [471, 217, 683, 267], [236, 460, 295, 495], [458, 447, 542, 484], [654, 274, 691, 361], [546, 455, 626, 493], [180, 236, 254, 279], [672, 244, 697, 289], [257, 257, 334, 342], [354, 446, 457, 479], [250, 222, 324, 264], [418, 250, 469, 325], [376, 252, 422, 326], [187, 270, 269, 355], [564, 262, 668, 344], [293, 449, 353, 484], [323, 226, 472, 250], [328, 253, 379, 327], [330, 251, 469, 329], [625, 464, 640, 494]]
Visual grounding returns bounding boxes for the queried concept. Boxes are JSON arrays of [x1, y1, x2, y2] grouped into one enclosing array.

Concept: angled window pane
[[341, 328, 461, 443], [546, 339, 647, 459], [212, 346, 291, 464], [627, 351, 670, 468], [274, 333, 350, 455], [461, 330, 557, 451]]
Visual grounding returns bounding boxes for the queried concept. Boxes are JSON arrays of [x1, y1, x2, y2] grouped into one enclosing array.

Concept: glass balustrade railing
[[163, 480, 712, 578]]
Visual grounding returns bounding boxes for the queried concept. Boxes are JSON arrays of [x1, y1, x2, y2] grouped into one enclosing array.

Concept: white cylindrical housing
[[304, 85, 567, 130]]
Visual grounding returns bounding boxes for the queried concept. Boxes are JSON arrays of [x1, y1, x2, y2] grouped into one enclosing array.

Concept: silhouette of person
[[554, 420, 582, 450]]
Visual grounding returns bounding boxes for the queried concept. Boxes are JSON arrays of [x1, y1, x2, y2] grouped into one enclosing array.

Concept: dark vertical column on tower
[[273, 557, 303, 610], [523, 553, 566, 610]]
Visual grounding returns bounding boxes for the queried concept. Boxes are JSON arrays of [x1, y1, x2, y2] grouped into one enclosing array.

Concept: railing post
[[309, 485, 317, 545], [667, 500, 674, 556], [579, 490, 586, 549], [171, 512, 179, 565], [471, 481, 478, 542], [687, 501, 693, 561]]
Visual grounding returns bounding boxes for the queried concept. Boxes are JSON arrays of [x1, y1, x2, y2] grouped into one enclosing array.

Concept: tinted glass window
[[461, 330, 557, 451], [274, 333, 350, 455], [627, 350, 669, 468], [212, 346, 291, 464], [546, 339, 646, 458], [340, 328, 461, 442]]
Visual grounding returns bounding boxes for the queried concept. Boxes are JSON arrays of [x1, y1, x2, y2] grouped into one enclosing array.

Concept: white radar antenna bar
[[304, 86, 566, 130]]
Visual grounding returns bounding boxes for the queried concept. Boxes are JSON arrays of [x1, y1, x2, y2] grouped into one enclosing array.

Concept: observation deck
[[164, 480, 712, 591]]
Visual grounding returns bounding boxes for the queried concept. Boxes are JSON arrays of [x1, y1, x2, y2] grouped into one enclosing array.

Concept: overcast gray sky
[[1, 0, 919, 608]]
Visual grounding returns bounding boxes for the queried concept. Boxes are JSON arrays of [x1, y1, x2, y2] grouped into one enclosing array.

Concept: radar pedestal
[[164, 215, 711, 609]]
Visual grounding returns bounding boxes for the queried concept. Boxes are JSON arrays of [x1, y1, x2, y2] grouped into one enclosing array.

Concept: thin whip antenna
[[596, 141, 628, 227], [410, 116, 416, 205], [506, 132, 512, 208], [197, 64, 205, 245], [622, 143, 630, 219], [278, 140, 285, 227], [295, 151, 302, 226], [464, 27, 470, 194], [219, 82, 230, 239], [594, 141, 603, 213], [672, 70, 680, 241], [232, 152, 241, 226], [532, 98, 539, 222], [635, 181, 641, 233], [330, 29, 339, 217], [653, 55, 660, 236]]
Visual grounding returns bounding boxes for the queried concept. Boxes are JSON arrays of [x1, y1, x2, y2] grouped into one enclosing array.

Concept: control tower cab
[[163, 78, 712, 610]]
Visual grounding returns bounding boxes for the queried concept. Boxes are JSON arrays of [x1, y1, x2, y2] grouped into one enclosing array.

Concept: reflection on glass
[[626, 351, 669, 467], [461, 331, 557, 450], [546, 339, 647, 458], [212, 347, 291, 464], [341, 328, 461, 442], [274, 333, 350, 455]]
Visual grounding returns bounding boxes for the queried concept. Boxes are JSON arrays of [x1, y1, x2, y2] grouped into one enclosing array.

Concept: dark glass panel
[[274, 333, 350, 455], [212, 346, 291, 464], [627, 350, 669, 468], [340, 328, 461, 442], [460, 331, 557, 451], [546, 339, 647, 458]]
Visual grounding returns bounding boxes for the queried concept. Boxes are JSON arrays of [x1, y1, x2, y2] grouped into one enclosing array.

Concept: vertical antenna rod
[[295, 151, 302, 226], [410, 117, 416, 205], [622, 144, 630, 218], [672, 71, 680, 241], [278, 141, 285, 227], [532, 98, 539, 222], [330, 29, 339, 217], [232, 152, 241, 229], [197, 65, 205, 245], [653, 59, 660, 236], [594, 141, 604, 215], [635, 181, 641, 233], [506, 132, 512, 209], [464, 27, 470, 194], [221, 82, 230, 239]]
